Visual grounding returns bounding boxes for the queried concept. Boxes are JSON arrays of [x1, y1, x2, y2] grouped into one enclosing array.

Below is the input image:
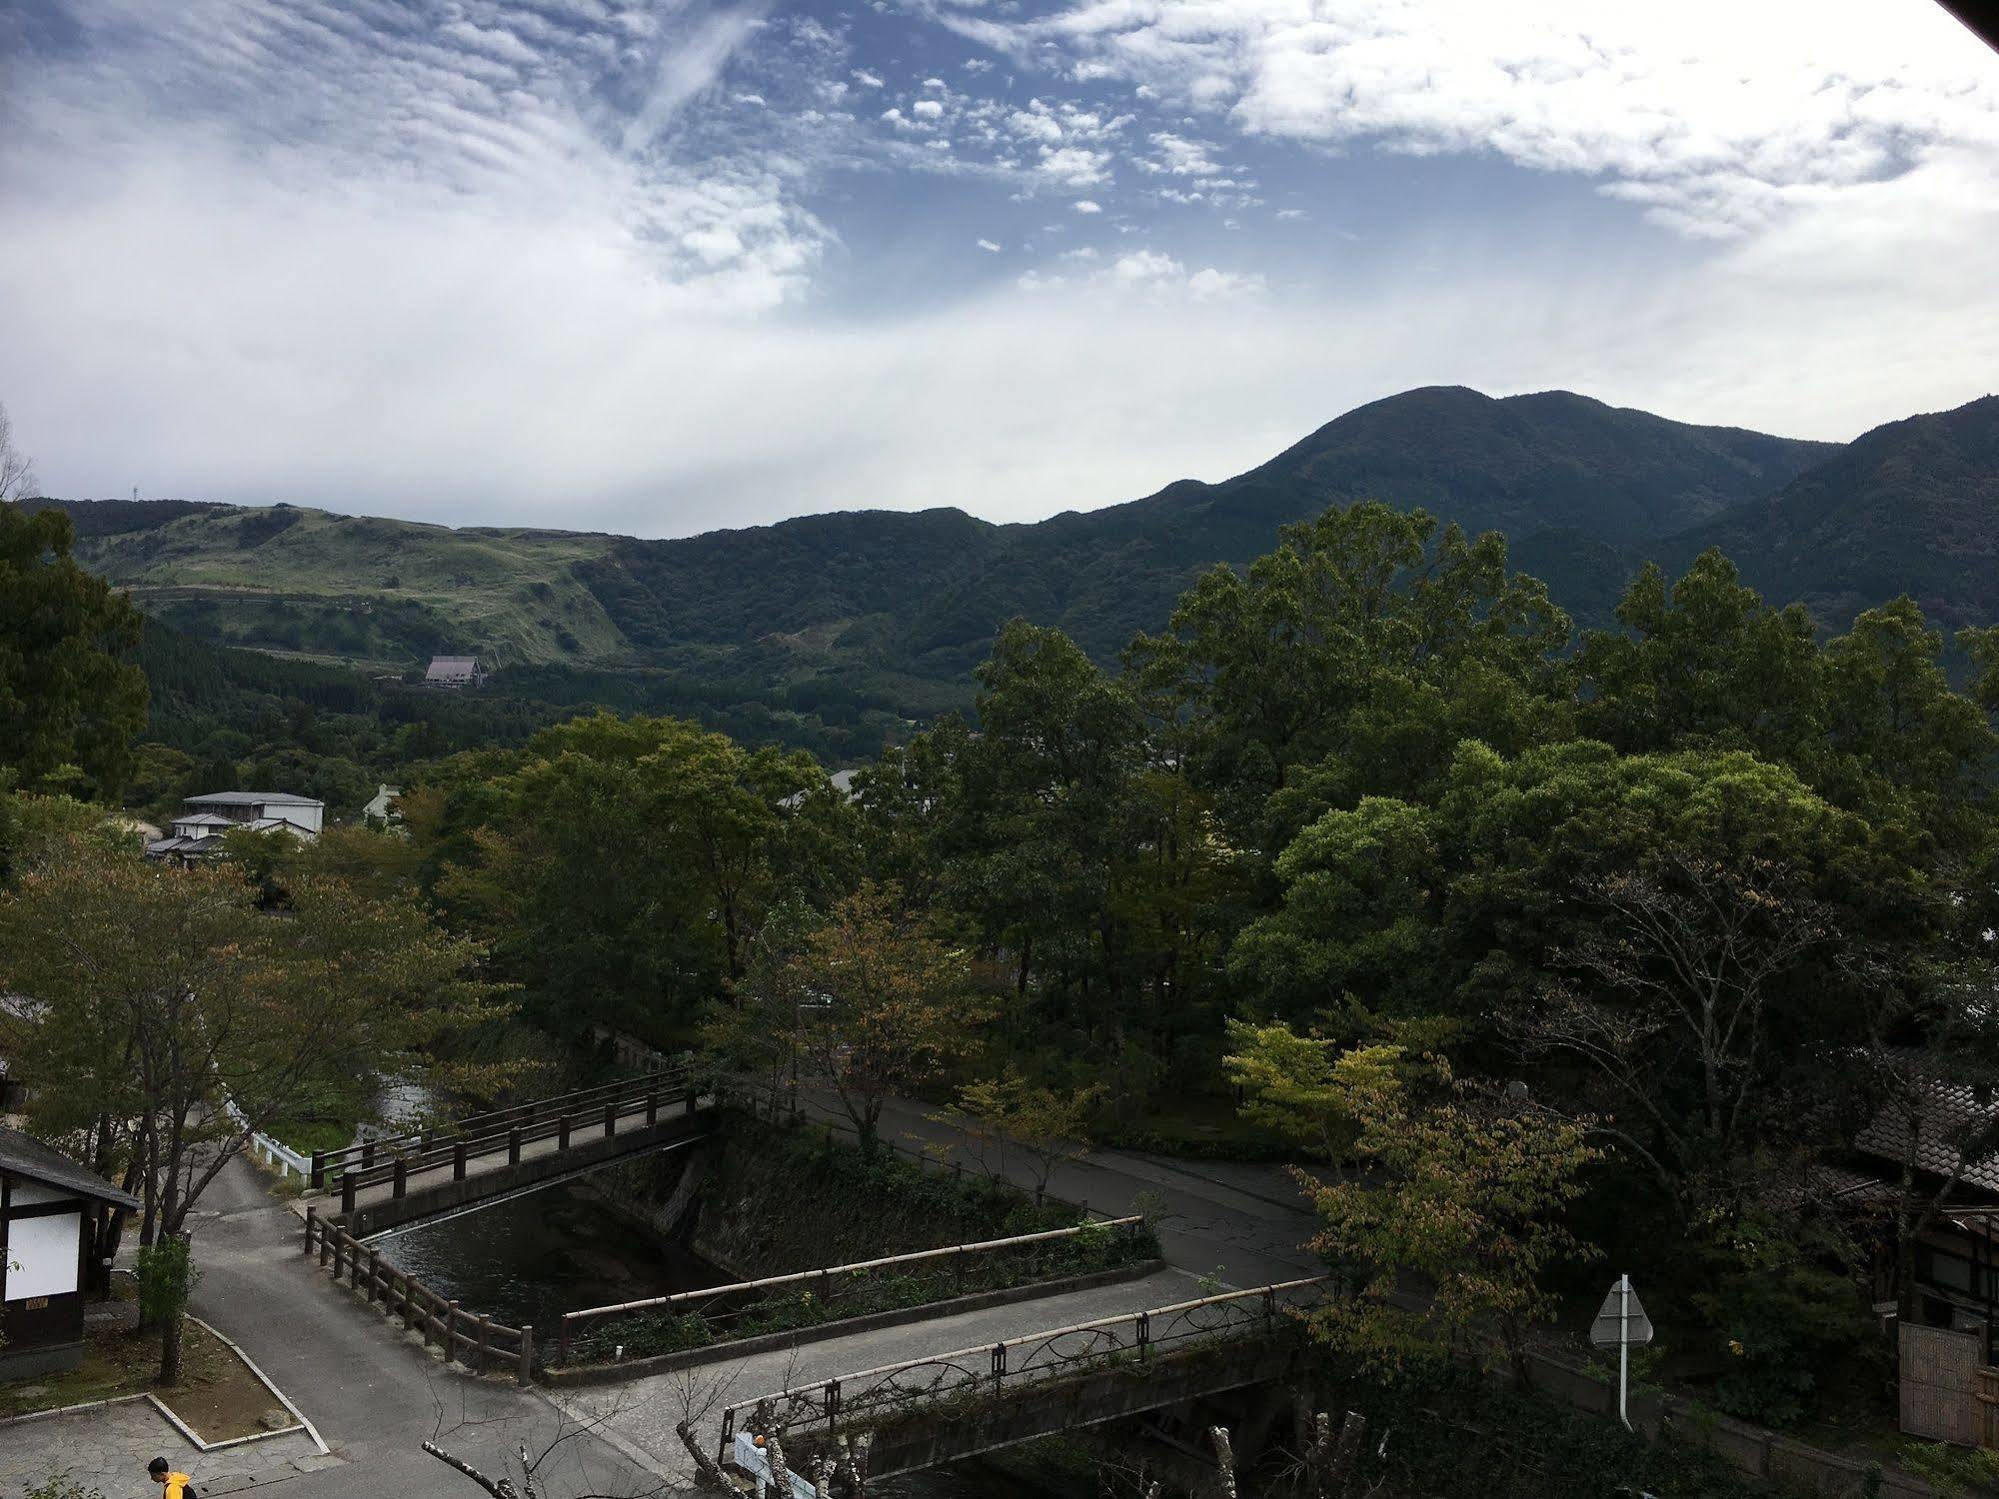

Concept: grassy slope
[[76, 506, 630, 667]]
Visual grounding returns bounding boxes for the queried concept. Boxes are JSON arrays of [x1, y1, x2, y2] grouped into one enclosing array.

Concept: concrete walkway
[[553, 1266, 1200, 1488], [0, 1399, 324, 1499], [179, 1154, 676, 1498]]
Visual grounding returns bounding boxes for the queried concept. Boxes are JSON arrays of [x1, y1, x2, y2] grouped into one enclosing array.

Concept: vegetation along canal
[[369, 1173, 727, 1334]]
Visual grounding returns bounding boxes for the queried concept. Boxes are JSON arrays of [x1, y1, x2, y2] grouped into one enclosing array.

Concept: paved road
[[183, 1155, 677, 1498], [790, 1091, 1324, 1289]]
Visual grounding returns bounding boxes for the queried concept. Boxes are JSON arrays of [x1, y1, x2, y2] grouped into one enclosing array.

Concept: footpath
[[0, 1153, 665, 1499]]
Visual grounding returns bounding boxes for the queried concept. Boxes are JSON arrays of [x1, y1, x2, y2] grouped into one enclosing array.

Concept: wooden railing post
[[393, 1157, 408, 1200], [508, 1127, 522, 1166], [332, 1230, 346, 1283], [341, 1172, 357, 1217], [646, 1089, 659, 1126], [604, 1102, 616, 1138], [362, 1141, 377, 1171], [518, 1325, 534, 1386], [477, 1313, 492, 1374], [446, 1301, 460, 1364], [558, 1115, 571, 1151], [304, 1205, 317, 1256], [309, 1151, 326, 1190], [453, 1141, 468, 1181], [363, 1246, 376, 1302]]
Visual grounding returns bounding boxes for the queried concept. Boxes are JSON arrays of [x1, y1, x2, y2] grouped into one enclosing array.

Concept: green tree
[[1130, 501, 1571, 851], [790, 881, 983, 1157], [0, 503, 148, 799], [136, 1233, 199, 1384], [1288, 1045, 1598, 1377], [0, 837, 506, 1244], [938, 1065, 1102, 1199]]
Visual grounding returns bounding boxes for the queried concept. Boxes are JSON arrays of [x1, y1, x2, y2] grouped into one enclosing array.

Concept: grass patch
[[0, 1320, 293, 1444]]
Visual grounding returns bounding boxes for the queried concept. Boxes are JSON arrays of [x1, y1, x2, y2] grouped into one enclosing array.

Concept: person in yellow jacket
[[147, 1457, 198, 1498]]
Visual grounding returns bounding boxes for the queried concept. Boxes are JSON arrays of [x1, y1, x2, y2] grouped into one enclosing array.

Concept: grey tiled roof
[[0, 1126, 141, 1208], [1854, 1077, 1999, 1196]]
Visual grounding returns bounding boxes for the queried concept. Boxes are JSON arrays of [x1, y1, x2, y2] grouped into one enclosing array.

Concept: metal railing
[[303, 1206, 534, 1383], [313, 1068, 702, 1215], [555, 1215, 1151, 1366], [717, 1275, 1327, 1457]]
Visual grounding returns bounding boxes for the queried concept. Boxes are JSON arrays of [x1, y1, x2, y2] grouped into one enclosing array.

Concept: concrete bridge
[[717, 1275, 1327, 1480], [302, 1069, 716, 1235], [550, 1269, 1326, 1488]]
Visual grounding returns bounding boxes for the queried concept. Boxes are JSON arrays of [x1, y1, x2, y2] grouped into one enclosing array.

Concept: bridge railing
[[717, 1274, 1328, 1458], [303, 1206, 535, 1384], [314, 1069, 702, 1213], [554, 1215, 1153, 1367], [311, 1065, 694, 1186]]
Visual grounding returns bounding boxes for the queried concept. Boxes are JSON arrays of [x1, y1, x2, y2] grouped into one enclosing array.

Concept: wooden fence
[[304, 1206, 534, 1384], [316, 1068, 700, 1215]]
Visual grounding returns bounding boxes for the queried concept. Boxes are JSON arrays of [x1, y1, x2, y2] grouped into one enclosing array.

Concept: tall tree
[[790, 881, 982, 1157], [0, 502, 148, 798], [0, 837, 505, 1244]]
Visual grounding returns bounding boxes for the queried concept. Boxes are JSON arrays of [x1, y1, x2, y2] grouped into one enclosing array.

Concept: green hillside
[[57, 384, 1999, 733], [67, 504, 627, 668], [1671, 394, 1999, 635]]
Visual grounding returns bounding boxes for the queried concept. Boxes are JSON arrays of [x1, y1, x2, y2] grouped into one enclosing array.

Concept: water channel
[[369, 1172, 1059, 1497]]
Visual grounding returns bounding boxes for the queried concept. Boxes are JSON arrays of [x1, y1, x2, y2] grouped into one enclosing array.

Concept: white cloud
[[1040, 146, 1110, 186], [852, 68, 884, 88], [913, 98, 945, 119], [1072, 198, 1103, 213], [948, 0, 1999, 238], [977, 237, 1002, 252]]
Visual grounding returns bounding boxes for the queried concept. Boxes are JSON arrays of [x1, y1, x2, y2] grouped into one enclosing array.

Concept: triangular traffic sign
[[1589, 1277, 1654, 1348]]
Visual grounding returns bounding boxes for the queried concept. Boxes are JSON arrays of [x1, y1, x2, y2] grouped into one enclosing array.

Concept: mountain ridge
[[30, 386, 1996, 729]]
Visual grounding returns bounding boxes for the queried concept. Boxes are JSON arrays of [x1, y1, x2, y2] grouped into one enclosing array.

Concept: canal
[[369, 1172, 1066, 1497], [369, 1176, 727, 1333]]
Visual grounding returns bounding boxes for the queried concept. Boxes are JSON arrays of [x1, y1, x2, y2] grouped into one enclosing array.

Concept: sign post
[[1589, 1273, 1654, 1430]]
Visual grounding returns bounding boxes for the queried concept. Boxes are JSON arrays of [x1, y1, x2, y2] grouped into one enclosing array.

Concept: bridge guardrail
[[303, 1206, 534, 1384], [316, 1070, 702, 1214], [718, 1274, 1328, 1459], [555, 1215, 1152, 1367]]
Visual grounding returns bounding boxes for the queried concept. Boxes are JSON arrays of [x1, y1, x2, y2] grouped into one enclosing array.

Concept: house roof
[[1853, 1075, 1999, 1197], [0, 1126, 141, 1209], [185, 791, 322, 808], [171, 813, 234, 828], [426, 656, 478, 671]]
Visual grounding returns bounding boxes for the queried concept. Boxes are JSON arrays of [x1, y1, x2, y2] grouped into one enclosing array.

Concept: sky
[[1, 0, 1996, 537]]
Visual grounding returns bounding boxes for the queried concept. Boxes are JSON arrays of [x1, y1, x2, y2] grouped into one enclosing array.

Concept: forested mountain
[[36, 385, 1830, 672], [1671, 394, 1999, 636]]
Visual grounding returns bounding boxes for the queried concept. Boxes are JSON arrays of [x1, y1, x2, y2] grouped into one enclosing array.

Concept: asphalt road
[[184, 1153, 677, 1498]]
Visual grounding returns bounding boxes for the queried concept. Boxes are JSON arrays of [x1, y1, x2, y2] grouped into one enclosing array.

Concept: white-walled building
[[144, 791, 325, 863], [0, 1127, 140, 1379]]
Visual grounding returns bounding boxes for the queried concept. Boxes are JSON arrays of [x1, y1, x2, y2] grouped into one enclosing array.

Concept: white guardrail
[[220, 1094, 313, 1181]]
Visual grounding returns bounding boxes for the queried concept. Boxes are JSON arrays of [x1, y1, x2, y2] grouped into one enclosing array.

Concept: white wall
[[7, 1213, 80, 1300]]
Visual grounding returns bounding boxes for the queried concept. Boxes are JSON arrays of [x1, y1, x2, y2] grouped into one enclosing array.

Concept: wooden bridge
[[302, 1068, 715, 1235]]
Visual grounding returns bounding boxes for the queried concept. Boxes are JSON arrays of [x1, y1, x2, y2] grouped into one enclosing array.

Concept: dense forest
[[8, 475, 1999, 1448]]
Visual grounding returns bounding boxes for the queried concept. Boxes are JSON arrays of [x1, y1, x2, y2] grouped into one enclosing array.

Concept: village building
[[144, 790, 325, 864], [424, 655, 485, 689], [0, 1126, 140, 1379], [362, 783, 401, 824]]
